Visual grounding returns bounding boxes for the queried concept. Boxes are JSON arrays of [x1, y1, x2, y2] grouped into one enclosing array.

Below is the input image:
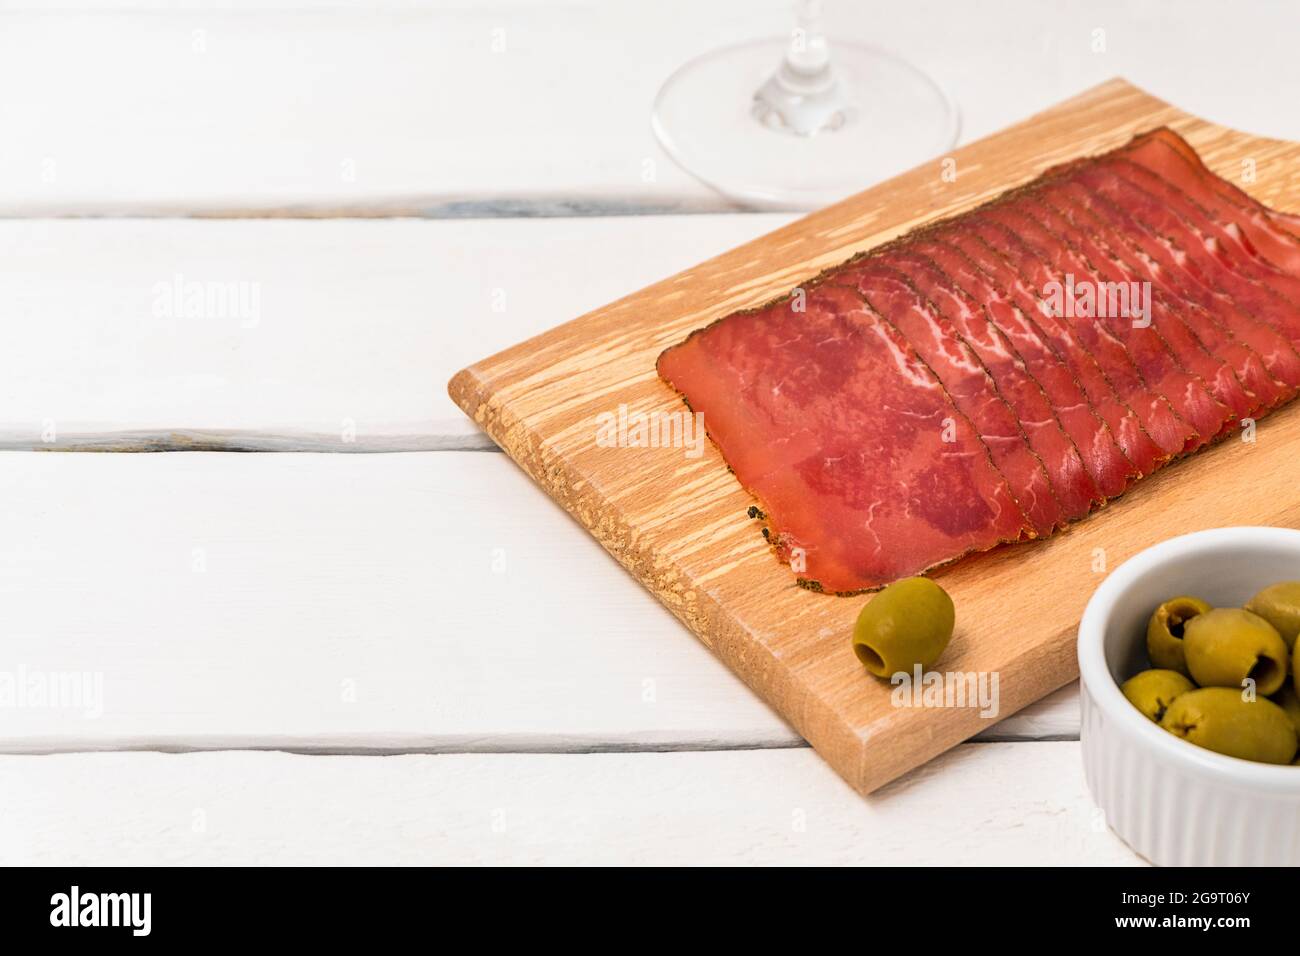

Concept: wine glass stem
[[787, 0, 831, 78]]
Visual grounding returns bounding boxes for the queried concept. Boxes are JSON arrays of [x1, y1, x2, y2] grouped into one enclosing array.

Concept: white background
[[6, 0, 1296, 864]]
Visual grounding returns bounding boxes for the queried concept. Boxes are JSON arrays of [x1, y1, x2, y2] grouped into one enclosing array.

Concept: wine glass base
[[652, 38, 960, 210]]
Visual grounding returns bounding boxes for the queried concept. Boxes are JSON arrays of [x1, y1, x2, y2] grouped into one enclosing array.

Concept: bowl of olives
[[1078, 526, 1300, 867]]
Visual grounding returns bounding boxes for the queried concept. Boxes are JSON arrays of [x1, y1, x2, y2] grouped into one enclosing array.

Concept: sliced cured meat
[[656, 127, 1300, 593], [1097, 156, 1300, 332], [1101, 157, 1300, 390], [1031, 178, 1285, 416], [1049, 172, 1300, 393], [851, 249, 1108, 515], [924, 230, 1165, 479], [1040, 218, 1270, 426], [950, 217, 1196, 460], [656, 283, 1031, 593], [970, 203, 1233, 447], [1271, 210, 1300, 239], [1119, 129, 1300, 275], [830, 262, 1069, 534], [904, 235, 1138, 496], [1030, 166, 1293, 415], [1050, 174, 1300, 400], [964, 210, 1227, 451], [991, 192, 1252, 432]]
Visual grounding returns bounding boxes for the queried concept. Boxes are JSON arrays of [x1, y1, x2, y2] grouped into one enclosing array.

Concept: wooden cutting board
[[449, 78, 1300, 795]]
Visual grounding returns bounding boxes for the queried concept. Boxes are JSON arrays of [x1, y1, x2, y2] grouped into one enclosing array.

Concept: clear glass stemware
[[652, 1, 960, 209]]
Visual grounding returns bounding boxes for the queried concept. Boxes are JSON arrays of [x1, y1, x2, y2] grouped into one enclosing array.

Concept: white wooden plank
[[0, 0, 781, 215], [0, 744, 1140, 865], [0, 215, 795, 448], [0, 451, 1079, 751], [981, 683, 1079, 741], [1, 1, 1296, 216], [0, 450, 792, 750]]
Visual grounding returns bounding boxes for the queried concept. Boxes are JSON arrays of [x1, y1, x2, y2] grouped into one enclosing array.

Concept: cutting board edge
[[447, 78, 1300, 797], [448, 78, 1169, 394], [449, 318, 1092, 797], [448, 365, 865, 775]]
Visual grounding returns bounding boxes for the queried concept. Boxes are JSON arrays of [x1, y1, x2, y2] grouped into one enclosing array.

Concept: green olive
[[1160, 688, 1298, 764], [1272, 683, 1300, 738], [852, 577, 954, 678], [1121, 669, 1196, 723], [1246, 581, 1300, 650], [1184, 607, 1288, 696], [1146, 595, 1211, 675]]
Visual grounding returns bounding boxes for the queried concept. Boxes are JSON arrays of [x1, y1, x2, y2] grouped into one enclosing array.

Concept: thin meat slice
[[953, 216, 1197, 458], [854, 249, 1107, 516], [1093, 156, 1300, 375], [1050, 172, 1300, 393], [1100, 156, 1300, 399], [977, 206, 1227, 447], [992, 193, 1252, 432], [1035, 166, 1292, 414], [961, 214, 1211, 455], [1071, 170, 1300, 391], [831, 263, 1068, 534], [1030, 176, 1287, 418], [1271, 210, 1300, 238], [1120, 129, 1300, 275], [656, 283, 1031, 593], [925, 230, 1165, 479], [1018, 183, 1257, 427], [904, 238, 1138, 496]]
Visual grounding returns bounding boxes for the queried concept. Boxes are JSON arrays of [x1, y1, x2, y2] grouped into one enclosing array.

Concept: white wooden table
[[7, 0, 1294, 866]]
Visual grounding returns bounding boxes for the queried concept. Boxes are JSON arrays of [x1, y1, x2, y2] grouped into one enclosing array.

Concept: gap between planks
[[0, 450, 1082, 756], [0, 215, 800, 448], [0, 428, 498, 453], [0, 744, 1136, 866], [0, 733, 1075, 759]]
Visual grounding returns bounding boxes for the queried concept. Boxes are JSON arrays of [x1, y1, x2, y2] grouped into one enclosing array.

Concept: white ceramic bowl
[[1078, 526, 1300, 866]]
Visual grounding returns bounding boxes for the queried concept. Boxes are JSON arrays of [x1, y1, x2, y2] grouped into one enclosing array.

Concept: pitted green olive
[[1247, 581, 1300, 650], [1146, 595, 1211, 676], [852, 577, 954, 678], [1121, 669, 1196, 723], [1183, 608, 1288, 696], [1272, 684, 1300, 737], [1160, 688, 1298, 764]]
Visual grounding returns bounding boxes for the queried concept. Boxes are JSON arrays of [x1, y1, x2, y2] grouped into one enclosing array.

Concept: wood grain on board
[[448, 79, 1300, 795]]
